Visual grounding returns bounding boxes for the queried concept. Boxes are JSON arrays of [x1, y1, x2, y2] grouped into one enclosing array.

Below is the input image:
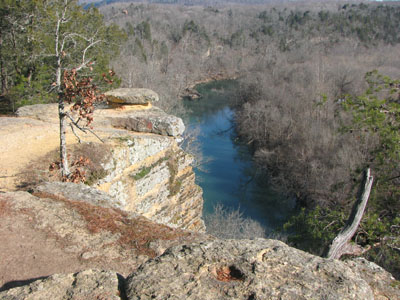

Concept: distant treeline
[[84, 0, 302, 9]]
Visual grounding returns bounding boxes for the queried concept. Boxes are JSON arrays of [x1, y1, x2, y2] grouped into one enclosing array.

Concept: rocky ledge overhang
[[105, 88, 160, 105], [1, 96, 204, 232]]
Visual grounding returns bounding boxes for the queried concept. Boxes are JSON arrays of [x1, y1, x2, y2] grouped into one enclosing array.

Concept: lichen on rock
[[125, 239, 400, 300], [0, 269, 122, 300]]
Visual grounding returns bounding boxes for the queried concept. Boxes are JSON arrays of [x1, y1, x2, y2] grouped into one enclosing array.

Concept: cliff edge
[[0, 94, 204, 232]]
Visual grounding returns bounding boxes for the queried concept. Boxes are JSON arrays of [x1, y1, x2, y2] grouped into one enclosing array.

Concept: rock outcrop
[[34, 181, 126, 209], [0, 270, 122, 300], [125, 239, 397, 300], [0, 177, 398, 299], [0, 186, 208, 289], [1, 236, 399, 299], [95, 106, 185, 137], [105, 88, 159, 104], [3, 96, 204, 232]]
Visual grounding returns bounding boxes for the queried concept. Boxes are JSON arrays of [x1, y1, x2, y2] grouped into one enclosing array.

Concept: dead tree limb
[[326, 168, 374, 259]]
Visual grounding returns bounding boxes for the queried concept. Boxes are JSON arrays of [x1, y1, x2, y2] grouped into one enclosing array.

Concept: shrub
[[205, 204, 265, 240]]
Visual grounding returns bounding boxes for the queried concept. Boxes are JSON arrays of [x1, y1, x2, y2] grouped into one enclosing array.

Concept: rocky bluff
[[0, 89, 399, 299], [1, 88, 204, 232]]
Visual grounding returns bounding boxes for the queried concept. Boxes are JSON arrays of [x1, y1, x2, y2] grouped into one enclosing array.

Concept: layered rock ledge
[[105, 88, 159, 104], [2, 100, 204, 232]]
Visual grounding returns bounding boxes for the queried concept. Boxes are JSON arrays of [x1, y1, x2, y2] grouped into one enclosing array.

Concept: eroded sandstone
[[0, 270, 121, 300], [105, 88, 159, 104], [125, 239, 399, 300], [0, 187, 208, 289], [2, 100, 204, 232]]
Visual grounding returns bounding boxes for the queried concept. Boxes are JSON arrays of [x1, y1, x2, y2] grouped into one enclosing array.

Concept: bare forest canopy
[[99, 1, 400, 277], [80, 0, 400, 9]]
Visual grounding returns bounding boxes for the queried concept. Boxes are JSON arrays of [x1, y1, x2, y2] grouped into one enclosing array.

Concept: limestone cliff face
[[94, 133, 204, 231], [1, 101, 204, 232]]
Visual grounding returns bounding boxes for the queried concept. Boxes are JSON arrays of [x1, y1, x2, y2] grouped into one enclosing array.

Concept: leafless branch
[[66, 113, 104, 143], [69, 122, 82, 143]]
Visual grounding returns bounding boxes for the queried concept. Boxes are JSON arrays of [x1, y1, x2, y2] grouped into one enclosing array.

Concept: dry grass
[[18, 142, 112, 190], [215, 265, 245, 282], [0, 196, 13, 217], [33, 191, 189, 257]]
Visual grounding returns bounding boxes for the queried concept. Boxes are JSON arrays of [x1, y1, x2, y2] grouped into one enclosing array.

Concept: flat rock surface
[[105, 88, 159, 104], [0, 117, 62, 191], [33, 182, 126, 210], [0, 187, 207, 291], [125, 239, 400, 300], [2, 104, 185, 191], [345, 258, 400, 300], [0, 269, 121, 300]]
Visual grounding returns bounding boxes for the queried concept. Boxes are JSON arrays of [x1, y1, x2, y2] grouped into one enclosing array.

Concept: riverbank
[[180, 73, 239, 100]]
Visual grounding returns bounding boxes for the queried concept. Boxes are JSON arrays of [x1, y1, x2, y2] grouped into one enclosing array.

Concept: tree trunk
[[0, 34, 6, 96], [326, 168, 373, 259], [55, 6, 69, 178], [58, 95, 70, 178]]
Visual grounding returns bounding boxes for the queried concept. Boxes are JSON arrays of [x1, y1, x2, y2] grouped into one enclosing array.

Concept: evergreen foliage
[[0, 0, 125, 112]]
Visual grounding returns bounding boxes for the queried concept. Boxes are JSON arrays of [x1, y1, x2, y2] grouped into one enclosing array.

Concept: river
[[181, 80, 297, 234]]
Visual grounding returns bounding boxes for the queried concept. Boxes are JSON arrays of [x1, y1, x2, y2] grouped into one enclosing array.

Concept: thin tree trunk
[[0, 61, 5, 96], [57, 63, 69, 177], [59, 94, 70, 178], [326, 168, 373, 259], [55, 5, 69, 178], [0, 35, 4, 95]]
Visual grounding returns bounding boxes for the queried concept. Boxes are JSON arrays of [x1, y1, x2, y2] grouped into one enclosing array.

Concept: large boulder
[[125, 239, 400, 300], [97, 106, 185, 137], [105, 88, 159, 104]]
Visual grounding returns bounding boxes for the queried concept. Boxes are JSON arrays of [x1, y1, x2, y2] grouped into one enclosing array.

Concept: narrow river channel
[[182, 80, 297, 234]]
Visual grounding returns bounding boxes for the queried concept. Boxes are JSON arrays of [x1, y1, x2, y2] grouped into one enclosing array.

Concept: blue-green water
[[182, 81, 296, 232]]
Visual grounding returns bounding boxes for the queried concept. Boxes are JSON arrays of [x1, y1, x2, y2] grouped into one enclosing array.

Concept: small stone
[[64, 245, 81, 253], [81, 251, 100, 260]]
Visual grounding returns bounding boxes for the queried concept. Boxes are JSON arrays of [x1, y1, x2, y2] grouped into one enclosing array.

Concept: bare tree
[[205, 204, 266, 239], [41, 0, 123, 177]]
